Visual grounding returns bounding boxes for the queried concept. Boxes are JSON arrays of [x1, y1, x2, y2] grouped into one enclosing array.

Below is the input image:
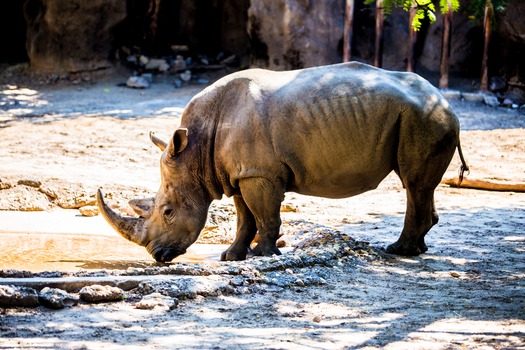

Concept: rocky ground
[[0, 65, 524, 349]]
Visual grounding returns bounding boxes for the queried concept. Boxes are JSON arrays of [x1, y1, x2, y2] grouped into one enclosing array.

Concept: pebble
[[502, 98, 514, 107], [126, 76, 150, 89], [79, 285, 125, 303], [139, 55, 149, 65], [280, 203, 298, 212], [141, 73, 153, 83], [79, 205, 99, 217], [18, 178, 42, 188], [173, 78, 183, 88], [0, 285, 39, 307], [180, 70, 192, 82], [483, 94, 500, 108], [134, 293, 178, 310], [0, 179, 11, 190], [172, 55, 186, 71], [39, 287, 79, 309], [145, 58, 167, 71], [462, 92, 484, 103], [313, 315, 323, 323]]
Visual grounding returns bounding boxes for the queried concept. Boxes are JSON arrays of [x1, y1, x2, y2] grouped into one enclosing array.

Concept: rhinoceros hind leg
[[221, 196, 258, 261], [416, 198, 439, 254], [387, 186, 438, 256]]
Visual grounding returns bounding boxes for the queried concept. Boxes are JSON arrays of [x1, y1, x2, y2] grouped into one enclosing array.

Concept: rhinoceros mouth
[[150, 246, 187, 263]]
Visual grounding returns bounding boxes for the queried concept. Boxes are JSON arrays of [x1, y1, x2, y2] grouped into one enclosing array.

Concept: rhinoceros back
[[206, 62, 458, 198]]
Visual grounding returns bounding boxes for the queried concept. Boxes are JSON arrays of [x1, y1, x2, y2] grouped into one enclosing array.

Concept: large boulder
[[23, 0, 126, 73], [247, 0, 344, 70]]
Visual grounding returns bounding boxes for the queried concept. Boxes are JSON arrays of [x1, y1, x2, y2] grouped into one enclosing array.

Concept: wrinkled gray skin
[[98, 62, 469, 263]]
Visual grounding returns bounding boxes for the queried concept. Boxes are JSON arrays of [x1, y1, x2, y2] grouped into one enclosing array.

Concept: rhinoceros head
[[97, 129, 211, 263]]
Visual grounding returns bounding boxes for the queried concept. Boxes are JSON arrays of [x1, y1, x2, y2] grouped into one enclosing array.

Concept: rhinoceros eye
[[162, 205, 174, 221]]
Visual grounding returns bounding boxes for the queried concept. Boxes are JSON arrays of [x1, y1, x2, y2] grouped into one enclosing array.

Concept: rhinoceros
[[97, 62, 469, 262]]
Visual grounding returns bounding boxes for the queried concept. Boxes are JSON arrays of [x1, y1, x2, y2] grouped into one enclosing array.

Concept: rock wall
[[23, 0, 127, 73], [247, 0, 344, 70], [10, 0, 525, 90]]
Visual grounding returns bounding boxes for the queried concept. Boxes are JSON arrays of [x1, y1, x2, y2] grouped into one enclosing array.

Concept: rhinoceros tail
[[457, 139, 470, 187]]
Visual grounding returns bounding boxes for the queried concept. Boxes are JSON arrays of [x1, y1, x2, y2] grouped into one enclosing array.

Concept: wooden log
[[441, 177, 525, 192]]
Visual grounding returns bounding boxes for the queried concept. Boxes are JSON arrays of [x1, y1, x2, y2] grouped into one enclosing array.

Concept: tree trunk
[[343, 0, 354, 62], [439, 3, 453, 88], [374, 0, 384, 67], [406, 5, 417, 72], [480, 2, 492, 91]]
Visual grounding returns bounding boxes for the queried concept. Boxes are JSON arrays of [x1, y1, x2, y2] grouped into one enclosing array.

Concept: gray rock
[[490, 76, 507, 92], [126, 76, 150, 89], [502, 98, 514, 107], [0, 285, 39, 307], [172, 55, 186, 71], [135, 293, 178, 310], [145, 58, 167, 71], [483, 95, 500, 108], [39, 287, 79, 309], [440, 89, 461, 100], [79, 285, 125, 303], [462, 92, 485, 103], [180, 70, 192, 82], [173, 79, 183, 89], [0, 178, 11, 190], [141, 73, 153, 83], [79, 205, 99, 217]]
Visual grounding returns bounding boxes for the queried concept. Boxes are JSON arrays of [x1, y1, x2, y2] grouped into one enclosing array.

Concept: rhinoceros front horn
[[96, 189, 147, 247]]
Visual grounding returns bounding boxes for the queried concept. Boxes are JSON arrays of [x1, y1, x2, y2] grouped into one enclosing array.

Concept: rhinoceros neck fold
[[96, 189, 147, 246], [180, 113, 225, 201]]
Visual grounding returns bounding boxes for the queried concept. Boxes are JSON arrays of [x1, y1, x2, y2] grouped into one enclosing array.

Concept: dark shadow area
[[0, 0, 28, 64]]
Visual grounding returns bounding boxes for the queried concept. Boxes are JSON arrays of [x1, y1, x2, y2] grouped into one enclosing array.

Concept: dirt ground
[[0, 65, 524, 349]]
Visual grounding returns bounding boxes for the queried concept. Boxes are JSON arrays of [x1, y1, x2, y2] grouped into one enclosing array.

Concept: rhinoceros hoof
[[418, 241, 429, 254], [385, 241, 421, 256], [250, 244, 282, 257], [221, 250, 248, 261]]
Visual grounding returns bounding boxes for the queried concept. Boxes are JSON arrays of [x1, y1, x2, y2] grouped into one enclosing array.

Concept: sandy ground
[[0, 67, 524, 349]]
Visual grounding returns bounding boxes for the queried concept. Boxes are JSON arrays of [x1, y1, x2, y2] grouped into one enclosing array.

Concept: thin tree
[[374, 0, 384, 67], [469, 0, 507, 91], [439, 0, 460, 88], [365, 0, 461, 88], [343, 0, 355, 62], [406, 4, 417, 72]]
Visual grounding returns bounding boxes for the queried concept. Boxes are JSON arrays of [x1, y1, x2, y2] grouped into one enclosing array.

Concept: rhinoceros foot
[[385, 241, 422, 256], [221, 248, 250, 261], [250, 242, 282, 258]]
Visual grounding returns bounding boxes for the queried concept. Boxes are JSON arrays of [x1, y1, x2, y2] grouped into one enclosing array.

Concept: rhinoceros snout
[[152, 247, 187, 263]]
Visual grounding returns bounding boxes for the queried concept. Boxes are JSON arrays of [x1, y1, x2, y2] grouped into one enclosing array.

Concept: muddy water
[[0, 233, 223, 273]]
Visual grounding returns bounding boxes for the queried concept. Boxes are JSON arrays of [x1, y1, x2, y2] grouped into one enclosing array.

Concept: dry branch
[[441, 177, 525, 192]]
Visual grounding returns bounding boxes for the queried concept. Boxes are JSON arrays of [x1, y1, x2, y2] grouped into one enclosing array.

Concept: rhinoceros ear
[[129, 198, 154, 218], [168, 128, 188, 156]]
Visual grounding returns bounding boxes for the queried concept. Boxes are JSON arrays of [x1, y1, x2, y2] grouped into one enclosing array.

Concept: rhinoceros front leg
[[238, 177, 284, 258], [221, 196, 257, 261]]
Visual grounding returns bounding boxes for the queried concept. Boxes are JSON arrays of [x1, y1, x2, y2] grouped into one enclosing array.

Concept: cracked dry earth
[[0, 72, 524, 349]]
